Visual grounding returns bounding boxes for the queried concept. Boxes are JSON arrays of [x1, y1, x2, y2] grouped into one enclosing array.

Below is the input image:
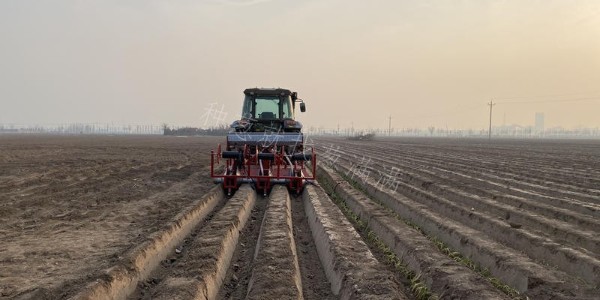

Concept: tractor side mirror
[[300, 102, 306, 112]]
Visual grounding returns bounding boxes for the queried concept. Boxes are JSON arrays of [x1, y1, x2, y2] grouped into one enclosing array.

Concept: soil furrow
[[137, 185, 256, 300], [302, 184, 407, 299], [327, 158, 597, 299], [330, 145, 600, 256], [318, 164, 510, 300], [246, 185, 303, 299]]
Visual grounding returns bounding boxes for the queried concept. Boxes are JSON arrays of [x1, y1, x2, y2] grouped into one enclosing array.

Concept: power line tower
[[388, 115, 392, 136], [488, 100, 496, 140]]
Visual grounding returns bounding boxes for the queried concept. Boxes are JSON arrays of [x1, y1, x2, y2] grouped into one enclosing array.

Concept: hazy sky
[[1, 0, 599, 130]]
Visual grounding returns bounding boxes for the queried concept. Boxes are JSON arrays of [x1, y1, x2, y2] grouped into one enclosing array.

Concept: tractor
[[211, 88, 316, 196]]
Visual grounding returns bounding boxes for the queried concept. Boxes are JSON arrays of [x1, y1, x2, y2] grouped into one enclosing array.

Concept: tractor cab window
[[242, 97, 253, 119], [281, 97, 293, 119], [255, 97, 279, 119], [241, 95, 294, 120]]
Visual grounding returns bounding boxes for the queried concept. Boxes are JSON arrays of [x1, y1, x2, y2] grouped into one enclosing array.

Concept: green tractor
[[211, 88, 315, 196]]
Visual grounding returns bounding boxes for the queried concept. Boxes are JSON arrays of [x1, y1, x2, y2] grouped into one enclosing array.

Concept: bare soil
[[290, 192, 337, 300], [315, 137, 600, 299], [0, 135, 219, 299], [216, 191, 268, 300], [3, 135, 599, 300]]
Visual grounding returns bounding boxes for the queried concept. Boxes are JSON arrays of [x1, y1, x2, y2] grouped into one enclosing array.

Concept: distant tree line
[[0, 123, 162, 134], [162, 124, 229, 136]]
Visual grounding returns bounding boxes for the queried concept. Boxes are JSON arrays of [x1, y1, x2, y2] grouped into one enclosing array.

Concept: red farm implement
[[211, 88, 316, 196]]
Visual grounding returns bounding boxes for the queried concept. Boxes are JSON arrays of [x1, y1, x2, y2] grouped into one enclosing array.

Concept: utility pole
[[388, 115, 392, 136], [488, 100, 495, 140]]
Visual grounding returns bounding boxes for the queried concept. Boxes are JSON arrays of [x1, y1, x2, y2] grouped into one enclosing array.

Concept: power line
[[496, 96, 600, 105], [494, 91, 600, 100], [408, 103, 484, 120]]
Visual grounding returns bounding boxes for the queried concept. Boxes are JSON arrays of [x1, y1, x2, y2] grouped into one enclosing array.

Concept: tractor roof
[[243, 88, 292, 97]]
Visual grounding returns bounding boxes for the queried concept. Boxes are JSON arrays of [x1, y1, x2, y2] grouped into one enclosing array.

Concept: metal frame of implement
[[211, 134, 316, 196]]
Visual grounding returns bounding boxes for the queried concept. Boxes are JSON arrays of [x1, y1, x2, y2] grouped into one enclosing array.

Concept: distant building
[[535, 112, 545, 134]]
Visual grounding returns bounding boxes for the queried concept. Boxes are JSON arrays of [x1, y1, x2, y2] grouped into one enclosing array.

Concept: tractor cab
[[233, 88, 306, 133]]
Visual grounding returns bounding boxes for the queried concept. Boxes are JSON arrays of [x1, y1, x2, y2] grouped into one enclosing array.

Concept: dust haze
[[1, 0, 599, 130]]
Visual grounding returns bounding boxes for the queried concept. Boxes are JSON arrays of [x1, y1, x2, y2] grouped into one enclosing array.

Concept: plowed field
[[1, 136, 598, 300]]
